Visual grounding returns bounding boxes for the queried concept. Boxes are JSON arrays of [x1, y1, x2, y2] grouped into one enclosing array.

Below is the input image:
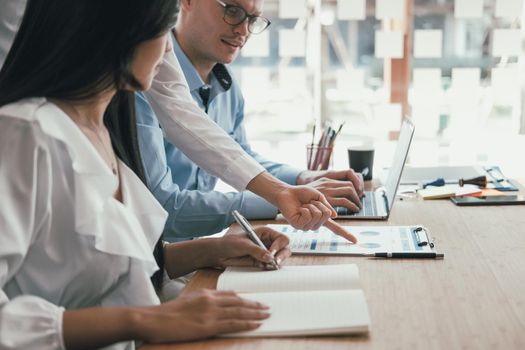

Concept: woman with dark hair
[[1, 0, 352, 241], [0, 0, 290, 349]]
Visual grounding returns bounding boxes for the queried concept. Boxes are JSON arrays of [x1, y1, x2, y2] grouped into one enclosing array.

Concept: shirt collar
[[172, 31, 232, 93]]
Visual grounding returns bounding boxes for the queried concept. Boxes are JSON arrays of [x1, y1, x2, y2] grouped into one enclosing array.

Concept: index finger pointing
[[324, 219, 358, 244]]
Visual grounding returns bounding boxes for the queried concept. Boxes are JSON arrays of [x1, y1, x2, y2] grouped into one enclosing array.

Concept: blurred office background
[[226, 0, 525, 180]]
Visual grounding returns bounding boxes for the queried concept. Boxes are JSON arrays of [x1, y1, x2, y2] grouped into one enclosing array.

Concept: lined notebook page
[[217, 264, 360, 293], [223, 289, 370, 337]]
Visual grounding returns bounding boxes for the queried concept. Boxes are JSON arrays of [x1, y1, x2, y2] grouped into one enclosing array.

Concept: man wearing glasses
[[136, 0, 365, 239]]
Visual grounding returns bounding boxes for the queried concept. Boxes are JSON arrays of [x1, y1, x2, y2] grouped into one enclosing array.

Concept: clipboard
[[269, 224, 441, 256], [483, 166, 518, 192]]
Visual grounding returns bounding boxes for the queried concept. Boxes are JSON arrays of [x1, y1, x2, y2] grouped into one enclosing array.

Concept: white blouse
[[0, 98, 168, 350]]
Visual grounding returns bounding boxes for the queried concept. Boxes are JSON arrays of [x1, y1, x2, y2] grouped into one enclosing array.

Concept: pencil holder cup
[[306, 145, 333, 170]]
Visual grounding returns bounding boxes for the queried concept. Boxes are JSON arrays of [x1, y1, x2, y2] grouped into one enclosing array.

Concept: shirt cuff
[[222, 154, 266, 191], [240, 191, 279, 220], [56, 307, 66, 350], [275, 166, 302, 185], [1, 296, 66, 350]]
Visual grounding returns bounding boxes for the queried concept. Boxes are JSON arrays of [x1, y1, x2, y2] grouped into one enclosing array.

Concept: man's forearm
[[246, 171, 289, 207]]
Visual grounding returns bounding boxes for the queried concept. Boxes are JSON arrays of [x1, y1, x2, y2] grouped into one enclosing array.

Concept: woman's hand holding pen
[[215, 226, 291, 269]]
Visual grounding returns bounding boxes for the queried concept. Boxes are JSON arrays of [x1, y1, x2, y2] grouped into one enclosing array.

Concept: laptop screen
[[384, 120, 415, 211]]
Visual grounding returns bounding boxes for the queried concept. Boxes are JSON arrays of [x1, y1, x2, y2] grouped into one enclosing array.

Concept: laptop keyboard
[[335, 193, 377, 217]]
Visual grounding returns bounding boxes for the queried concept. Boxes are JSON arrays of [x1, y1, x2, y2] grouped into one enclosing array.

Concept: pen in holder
[[307, 144, 333, 170]]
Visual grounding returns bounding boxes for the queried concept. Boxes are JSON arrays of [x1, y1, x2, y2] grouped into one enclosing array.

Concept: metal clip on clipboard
[[412, 226, 434, 248], [484, 166, 518, 192]]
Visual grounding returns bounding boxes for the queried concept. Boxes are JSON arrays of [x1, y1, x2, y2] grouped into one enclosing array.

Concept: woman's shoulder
[[0, 97, 81, 148], [0, 98, 65, 152], [0, 97, 48, 122], [0, 98, 51, 147]]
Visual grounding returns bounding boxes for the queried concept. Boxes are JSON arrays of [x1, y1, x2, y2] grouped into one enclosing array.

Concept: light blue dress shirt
[[136, 34, 301, 240]]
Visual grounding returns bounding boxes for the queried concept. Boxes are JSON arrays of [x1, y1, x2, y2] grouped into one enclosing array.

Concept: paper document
[[269, 224, 433, 255], [417, 184, 485, 199]]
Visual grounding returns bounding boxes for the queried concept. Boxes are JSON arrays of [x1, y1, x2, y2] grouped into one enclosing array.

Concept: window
[[230, 0, 525, 178]]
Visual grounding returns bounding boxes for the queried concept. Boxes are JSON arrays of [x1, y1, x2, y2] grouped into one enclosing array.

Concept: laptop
[[335, 119, 415, 220]]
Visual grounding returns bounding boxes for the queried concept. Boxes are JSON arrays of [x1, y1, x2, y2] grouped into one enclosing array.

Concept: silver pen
[[232, 210, 279, 270]]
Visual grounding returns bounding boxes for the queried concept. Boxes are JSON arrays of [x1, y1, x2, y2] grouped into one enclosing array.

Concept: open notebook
[[217, 264, 371, 337]]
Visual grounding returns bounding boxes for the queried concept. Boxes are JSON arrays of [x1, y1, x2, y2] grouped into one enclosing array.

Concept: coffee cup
[[347, 147, 374, 181]]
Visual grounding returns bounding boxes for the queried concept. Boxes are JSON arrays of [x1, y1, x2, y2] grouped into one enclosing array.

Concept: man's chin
[[219, 53, 238, 65]]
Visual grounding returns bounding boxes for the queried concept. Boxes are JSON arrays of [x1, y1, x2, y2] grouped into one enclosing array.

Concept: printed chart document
[[217, 264, 371, 337], [269, 224, 434, 255]]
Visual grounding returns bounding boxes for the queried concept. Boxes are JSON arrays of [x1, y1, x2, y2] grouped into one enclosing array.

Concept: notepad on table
[[417, 184, 482, 199], [217, 264, 371, 337]]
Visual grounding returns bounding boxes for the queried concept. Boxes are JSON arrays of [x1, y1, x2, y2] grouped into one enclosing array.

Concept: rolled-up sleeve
[[145, 50, 265, 192], [0, 117, 65, 350]]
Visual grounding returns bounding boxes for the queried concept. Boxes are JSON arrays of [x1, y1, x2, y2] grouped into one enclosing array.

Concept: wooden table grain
[[143, 183, 525, 350]]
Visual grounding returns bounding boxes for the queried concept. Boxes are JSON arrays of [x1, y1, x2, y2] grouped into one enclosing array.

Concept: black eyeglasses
[[215, 0, 271, 34]]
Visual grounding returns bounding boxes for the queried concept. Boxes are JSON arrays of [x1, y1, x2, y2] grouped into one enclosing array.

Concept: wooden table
[[144, 183, 525, 350]]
